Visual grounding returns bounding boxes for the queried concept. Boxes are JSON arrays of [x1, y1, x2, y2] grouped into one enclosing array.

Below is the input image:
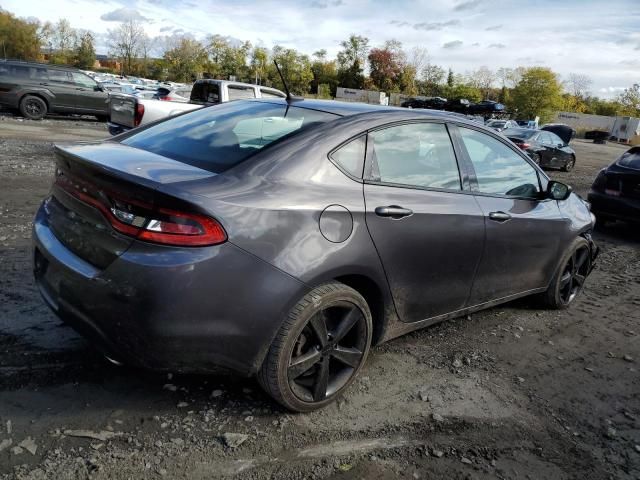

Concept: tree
[[74, 31, 95, 69], [337, 34, 369, 89], [206, 35, 251, 81], [268, 45, 313, 95], [108, 19, 145, 75], [310, 49, 338, 96], [566, 73, 592, 98], [446, 68, 454, 87], [0, 10, 41, 60], [368, 46, 402, 91], [511, 67, 563, 123], [467, 66, 495, 99], [250, 46, 268, 85], [408, 46, 429, 78], [618, 84, 640, 116], [420, 63, 445, 96], [164, 37, 207, 82]]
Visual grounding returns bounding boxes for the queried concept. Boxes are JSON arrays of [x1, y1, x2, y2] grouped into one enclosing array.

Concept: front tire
[[19, 95, 48, 120], [563, 155, 576, 172], [541, 237, 591, 309], [258, 282, 372, 412]]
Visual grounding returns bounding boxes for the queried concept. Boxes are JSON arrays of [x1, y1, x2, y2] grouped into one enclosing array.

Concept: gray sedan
[[32, 99, 598, 411]]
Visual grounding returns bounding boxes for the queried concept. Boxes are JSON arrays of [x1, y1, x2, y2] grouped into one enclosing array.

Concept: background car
[[33, 99, 596, 412], [468, 100, 505, 115], [541, 123, 576, 144], [486, 119, 519, 132], [153, 86, 193, 102], [0, 59, 110, 120], [588, 146, 640, 225], [503, 127, 576, 171]]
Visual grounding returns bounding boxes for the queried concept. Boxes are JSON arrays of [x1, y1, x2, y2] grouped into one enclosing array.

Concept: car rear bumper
[[32, 205, 308, 375], [588, 190, 640, 224]]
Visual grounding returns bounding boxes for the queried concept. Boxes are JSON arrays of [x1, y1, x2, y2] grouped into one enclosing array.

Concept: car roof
[[249, 98, 468, 120], [0, 59, 81, 72]]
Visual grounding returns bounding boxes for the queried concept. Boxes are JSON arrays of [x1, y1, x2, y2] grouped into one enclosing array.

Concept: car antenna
[[273, 60, 302, 104]]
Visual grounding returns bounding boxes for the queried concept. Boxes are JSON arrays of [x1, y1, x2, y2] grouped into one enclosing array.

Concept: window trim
[[449, 123, 549, 200], [361, 120, 470, 194]]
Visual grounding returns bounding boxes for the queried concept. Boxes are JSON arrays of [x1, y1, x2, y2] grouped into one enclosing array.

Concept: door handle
[[375, 206, 413, 219], [488, 211, 511, 222], [39, 83, 49, 86], [75, 88, 86, 91]]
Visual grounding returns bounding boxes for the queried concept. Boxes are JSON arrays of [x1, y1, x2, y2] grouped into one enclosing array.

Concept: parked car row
[[401, 97, 506, 116]]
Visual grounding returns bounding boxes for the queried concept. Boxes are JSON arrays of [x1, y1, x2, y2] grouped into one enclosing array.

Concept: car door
[[45, 69, 77, 111], [70, 72, 109, 114], [453, 125, 567, 305], [547, 132, 572, 167], [363, 122, 485, 323]]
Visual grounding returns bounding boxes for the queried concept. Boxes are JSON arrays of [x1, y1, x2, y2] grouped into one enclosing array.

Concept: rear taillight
[[55, 176, 226, 247], [134, 103, 145, 127], [515, 142, 530, 150]]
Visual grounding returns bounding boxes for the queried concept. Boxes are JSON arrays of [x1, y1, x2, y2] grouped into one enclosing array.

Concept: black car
[[0, 60, 110, 120], [468, 100, 505, 115], [401, 97, 447, 110], [541, 124, 576, 145], [588, 146, 640, 224], [503, 128, 576, 171], [32, 98, 598, 411]]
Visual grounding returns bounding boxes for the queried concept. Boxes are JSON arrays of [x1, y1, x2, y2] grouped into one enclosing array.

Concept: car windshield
[[617, 148, 640, 170], [122, 101, 339, 173], [488, 121, 506, 127], [503, 128, 536, 139]]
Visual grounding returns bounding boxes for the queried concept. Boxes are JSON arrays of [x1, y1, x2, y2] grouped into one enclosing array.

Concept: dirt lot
[[0, 114, 638, 480]]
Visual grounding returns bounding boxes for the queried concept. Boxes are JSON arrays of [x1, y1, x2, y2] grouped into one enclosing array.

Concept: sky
[[2, 0, 639, 98]]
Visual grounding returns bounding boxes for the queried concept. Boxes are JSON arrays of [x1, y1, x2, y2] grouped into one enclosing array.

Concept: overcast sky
[[3, 0, 639, 98]]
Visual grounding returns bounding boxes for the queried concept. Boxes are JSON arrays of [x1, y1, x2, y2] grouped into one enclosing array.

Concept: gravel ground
[[0, 114, 638, 480]]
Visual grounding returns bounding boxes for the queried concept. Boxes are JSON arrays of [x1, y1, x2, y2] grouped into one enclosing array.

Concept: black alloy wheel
[[19, 95, 47, 120], [288, 302, 367, 403], [558, 245, 590, 305], [563, 156, 576, 172], [258, 282, 372, 412]]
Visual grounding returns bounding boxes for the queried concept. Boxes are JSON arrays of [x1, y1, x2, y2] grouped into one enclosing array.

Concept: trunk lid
[[46, 143, 216, 269], [109, 94, 138, 128]]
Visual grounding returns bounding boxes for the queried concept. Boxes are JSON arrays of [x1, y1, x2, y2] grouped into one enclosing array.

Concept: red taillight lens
[[134, 103, 145, 126], [55, 176, 226, 247], [515, 142, 530, 149], [137, 208, 227, 246]]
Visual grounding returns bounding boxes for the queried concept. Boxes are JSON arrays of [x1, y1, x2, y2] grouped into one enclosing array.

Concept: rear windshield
[[617, 148, 640, 170], [191, 81, 220, 104], [503, 128, 536, 139], [487, 121, 506, 127], [122, 101, 339, 173]]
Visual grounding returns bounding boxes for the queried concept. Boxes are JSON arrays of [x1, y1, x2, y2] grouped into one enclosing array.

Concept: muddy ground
[[0, 113, 638, 480]]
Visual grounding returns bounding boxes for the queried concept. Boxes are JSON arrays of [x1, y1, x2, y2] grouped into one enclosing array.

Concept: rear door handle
[[488, 211, 511, 222], [375, 206, 413, 219]]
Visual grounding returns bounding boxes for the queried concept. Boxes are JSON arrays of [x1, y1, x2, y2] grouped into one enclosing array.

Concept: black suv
[[0, 60, 110, 120]]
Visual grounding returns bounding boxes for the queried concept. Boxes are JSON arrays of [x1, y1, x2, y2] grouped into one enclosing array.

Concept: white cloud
[[100, 7, 149, 22]]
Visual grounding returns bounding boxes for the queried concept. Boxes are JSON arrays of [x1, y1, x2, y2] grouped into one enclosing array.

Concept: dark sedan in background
[[503, 127, 577, 171], [589, 146, 640, 225], [32, 99, 597, 412]]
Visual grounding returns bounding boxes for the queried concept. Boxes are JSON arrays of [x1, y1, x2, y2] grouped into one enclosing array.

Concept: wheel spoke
[[288, 349, 321, 379], [570, 251, 577, 272], [560, 272, 572, 288], [574, 273, 586, 287], [312, 358, 330, 402], [331, 345, 362, 368], [332, 308, 361, 342], [308, 312, 328, 347]]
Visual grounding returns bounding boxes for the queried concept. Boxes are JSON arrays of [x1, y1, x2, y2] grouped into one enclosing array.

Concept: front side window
[[368, 123, 461, 190], [330, 136, 366, 178], [71, 72, 97, 89], [122, 101, 338, 173], [458, 127, 540, 198]]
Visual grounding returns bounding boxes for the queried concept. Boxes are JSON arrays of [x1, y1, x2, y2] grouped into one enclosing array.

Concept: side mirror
[[557, 143, 564, 148], [94, 85, 103, 92], [547, 181, 572, 200]]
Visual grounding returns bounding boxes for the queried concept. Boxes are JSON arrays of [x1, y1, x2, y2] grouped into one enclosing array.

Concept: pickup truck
[[108, 79, 286, 135]]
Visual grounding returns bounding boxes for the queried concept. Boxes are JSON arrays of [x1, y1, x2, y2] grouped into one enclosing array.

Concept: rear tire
[[258, 282, 372, 412], [19, 95, 47, 120], [541, 237, 591, 309]]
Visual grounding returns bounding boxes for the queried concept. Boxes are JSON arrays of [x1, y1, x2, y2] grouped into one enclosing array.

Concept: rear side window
[[458, 127, 540, 198], [330, 137, 366, 178], [191, 82, 220, 104], [368, 123, 461, 190], [122, 101, 338, 173], [228, 85, 256, 100], [48, 69, 72, 84], [260, 88, 284, 99]]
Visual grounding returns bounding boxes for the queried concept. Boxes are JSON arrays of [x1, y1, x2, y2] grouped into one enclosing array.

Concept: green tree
[[336, 34, 369, 89], [268, 45, 313, 95], [0, 10, 41, 60], [164, 37, 207, 82], [310, 49, 338, 96], [206, 35, 251, 81], [511, 67, 563, 123], [419, 63, 445, 96], [74, 31, 96, 69], [446, 68, 454, 87], [250, 46, 268, 85], [618, 84, 640, 116]]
